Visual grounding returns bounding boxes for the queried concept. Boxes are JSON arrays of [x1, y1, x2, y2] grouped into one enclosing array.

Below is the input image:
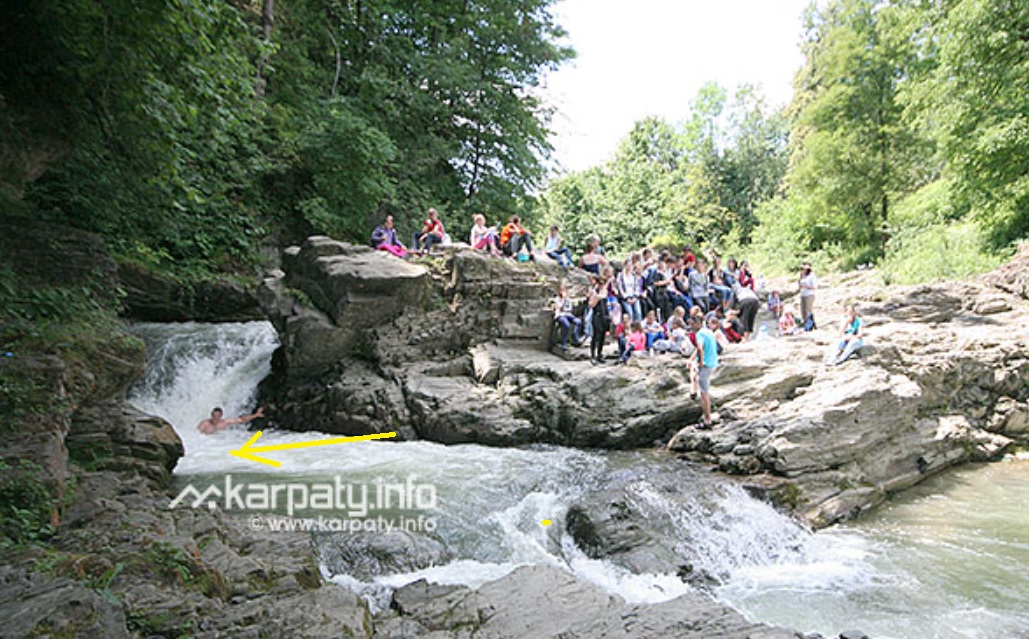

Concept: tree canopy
[[535, 0, 1026, 282], [0, 0, 573, 279]]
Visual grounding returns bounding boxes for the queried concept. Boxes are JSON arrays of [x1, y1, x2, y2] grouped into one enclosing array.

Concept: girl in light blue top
[[832, 304, 864, 365], [545, 225, 573, 267]]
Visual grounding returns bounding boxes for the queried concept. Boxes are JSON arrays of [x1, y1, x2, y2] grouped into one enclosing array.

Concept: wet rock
[[380, 565, 802, 639], [67, 400, 184, 486], [315, 529, 452, 582], [839, 631, 871, 639]]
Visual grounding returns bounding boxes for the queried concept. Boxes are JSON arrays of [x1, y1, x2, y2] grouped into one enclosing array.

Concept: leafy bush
[[881, 220, 1007, 285], [0, 460, 55, 546]]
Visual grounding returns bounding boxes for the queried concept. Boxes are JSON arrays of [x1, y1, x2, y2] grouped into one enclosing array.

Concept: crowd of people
[[370, 209, 865, 429]]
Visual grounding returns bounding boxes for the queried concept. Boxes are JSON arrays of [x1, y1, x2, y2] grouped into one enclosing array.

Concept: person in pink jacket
[[618, 321, 647, 364]]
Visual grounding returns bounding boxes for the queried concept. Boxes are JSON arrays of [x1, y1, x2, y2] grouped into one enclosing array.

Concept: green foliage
[[881, 220, 1006, 285], [2, 0, 573, 280], [880, 180, 1009, 284], [295, 102, 397, 239], [537, 84, 789, 258], [787, 0, 930, 259], [918, 0, 1029, 247], [742, 0, 1024, 281], [0, 460, 55, 547]]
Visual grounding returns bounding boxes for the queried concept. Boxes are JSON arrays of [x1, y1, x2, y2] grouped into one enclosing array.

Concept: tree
[[787, 0, 926, 259], [720, 85, 789, 242], [923, 0, 1029, 245], [536, 84, 788, 256]]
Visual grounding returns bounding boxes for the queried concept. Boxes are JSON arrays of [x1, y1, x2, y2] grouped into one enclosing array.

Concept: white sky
[[542, 0, 813, 174]]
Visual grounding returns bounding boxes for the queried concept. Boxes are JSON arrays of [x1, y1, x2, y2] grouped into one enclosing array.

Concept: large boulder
[[315, 529, 452, 582], [404, 341, 699, 448], [259, 237, 433, 379]]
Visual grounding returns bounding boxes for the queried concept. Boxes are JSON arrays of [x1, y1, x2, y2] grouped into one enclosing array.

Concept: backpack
[[803, 313, 817, 332]]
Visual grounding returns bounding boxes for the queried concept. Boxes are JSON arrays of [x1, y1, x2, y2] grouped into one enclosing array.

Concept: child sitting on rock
[[641, 310, 666, 352], [618, 321, 646, 364], [653, 316, 689, 353], [779, 307, 802, 336], [614, 313, 632, 355], [767, 289, 783, 319], [663, 306, 687, 336]]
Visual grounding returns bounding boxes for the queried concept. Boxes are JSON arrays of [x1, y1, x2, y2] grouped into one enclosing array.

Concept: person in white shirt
[[469, 213, 500, 256], [544, 225, 573, 267], [799, 262, 818, 325], [617, 263, 644, 322]]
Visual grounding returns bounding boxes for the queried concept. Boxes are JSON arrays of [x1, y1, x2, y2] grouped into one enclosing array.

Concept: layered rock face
[[258, 238, 701, 448], [0, 219, 371, 638], [262, 237, 1029, 530], [668, 270, 1029, 527]]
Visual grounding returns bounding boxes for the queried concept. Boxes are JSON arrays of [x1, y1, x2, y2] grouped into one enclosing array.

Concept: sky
[[541, 0, 814, 174]]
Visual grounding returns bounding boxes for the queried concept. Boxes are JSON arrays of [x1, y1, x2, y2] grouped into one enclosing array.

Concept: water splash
[[128, 321, 278, 471], [128, 322, 1029, 638]]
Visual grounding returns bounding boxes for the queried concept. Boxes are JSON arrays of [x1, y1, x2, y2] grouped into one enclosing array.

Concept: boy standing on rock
[[692, 314, 720, 429]]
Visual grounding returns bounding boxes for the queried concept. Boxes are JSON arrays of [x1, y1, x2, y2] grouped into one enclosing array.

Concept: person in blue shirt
[[832, 304, 865, 365], [692, 313, 721, 429]]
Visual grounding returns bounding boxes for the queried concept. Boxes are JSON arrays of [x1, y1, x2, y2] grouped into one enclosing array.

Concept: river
[[128, 321, 1029, 639]]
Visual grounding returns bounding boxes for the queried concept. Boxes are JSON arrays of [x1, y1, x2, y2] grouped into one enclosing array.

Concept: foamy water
[[130, 321, 1029, 638]]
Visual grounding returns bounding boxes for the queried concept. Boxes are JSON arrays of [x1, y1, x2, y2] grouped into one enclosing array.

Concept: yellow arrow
[[230, 430, 397, 468]]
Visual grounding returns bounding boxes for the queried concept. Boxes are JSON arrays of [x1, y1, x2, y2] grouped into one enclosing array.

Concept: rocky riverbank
[[258, 236, 1029, 530], [0, 221, 811, 638], [0, 218, 371, 638], [4, 219, 1025, 638]]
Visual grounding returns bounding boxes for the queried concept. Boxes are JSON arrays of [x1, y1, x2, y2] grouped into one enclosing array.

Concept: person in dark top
[[579, 238, 608, 275], [371, 215, 408, 258], [586, 274, 609, 364]]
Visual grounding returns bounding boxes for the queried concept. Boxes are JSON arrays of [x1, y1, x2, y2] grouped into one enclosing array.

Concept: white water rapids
[[128, 321, 1029, 639]]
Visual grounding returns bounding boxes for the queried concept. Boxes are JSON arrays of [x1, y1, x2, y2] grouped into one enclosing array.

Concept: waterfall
[[128, 322, 1029, 639], [128, 321, 278, 472]]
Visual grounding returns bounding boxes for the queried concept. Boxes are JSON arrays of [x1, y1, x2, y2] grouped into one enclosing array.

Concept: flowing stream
[[129, 321, 1029, 639]]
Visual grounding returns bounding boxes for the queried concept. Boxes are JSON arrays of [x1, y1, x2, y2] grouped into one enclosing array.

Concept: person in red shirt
[[499, 215, 535, 259], [412, 208, 445, 254]]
